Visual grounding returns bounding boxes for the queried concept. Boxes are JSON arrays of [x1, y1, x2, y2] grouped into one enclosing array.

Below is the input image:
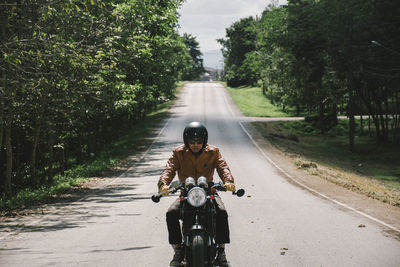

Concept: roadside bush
[[304, 124, 316, 134], [327, 124, 347, 136], [304, 114, 338, 131], [287, 134, 299, 142]]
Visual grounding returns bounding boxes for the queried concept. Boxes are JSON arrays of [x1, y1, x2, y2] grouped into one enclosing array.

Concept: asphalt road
[[1, 82, 400, 266]]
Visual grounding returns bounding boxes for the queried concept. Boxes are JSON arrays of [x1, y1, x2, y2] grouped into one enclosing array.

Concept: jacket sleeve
[[158, 149, 180, 188], [215, 149, 234, 184]]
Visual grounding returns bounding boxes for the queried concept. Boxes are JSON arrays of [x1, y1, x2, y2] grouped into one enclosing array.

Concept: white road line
[[220, 84, 400, 234], [238, 122, 400, 234]]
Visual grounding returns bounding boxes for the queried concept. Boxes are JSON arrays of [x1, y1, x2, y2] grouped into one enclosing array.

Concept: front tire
[[192, 235, 204, 267]]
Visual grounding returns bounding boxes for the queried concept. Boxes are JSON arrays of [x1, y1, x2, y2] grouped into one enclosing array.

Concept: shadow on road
[[89, 246, 152, 253], [0, 183, 152, 235], [0, 140, 178, 237]]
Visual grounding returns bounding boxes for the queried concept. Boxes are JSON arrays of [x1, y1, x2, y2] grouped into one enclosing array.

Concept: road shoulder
[[241, 121, 400, 238]]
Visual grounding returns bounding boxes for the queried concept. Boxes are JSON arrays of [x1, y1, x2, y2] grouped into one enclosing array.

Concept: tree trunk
[[270, 87, 274, 104], [384, 90, 389, 141], [61, 143, 67, 174], [370, 114, 381, 140], [0, 97, 3, 163], [48, 132, 56, 183], [32, 123, 41, 185], [348, 85, 355, 151], [396, 91, 400, 142], [358, 87, 382, 140], [77, 138, 83, 164], [262, 80, 267, 96], [5, 116, 12, 195], [0, 3, 7, 192], [0, 66, 3, 155], [0, 121, 3, 153], [318, 101, 324, 132], [368, 114, 371, 136], [377, 102, 388, 142]]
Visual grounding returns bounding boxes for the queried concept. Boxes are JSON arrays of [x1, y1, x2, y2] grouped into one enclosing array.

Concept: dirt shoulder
[[244, 121, 400, 236]]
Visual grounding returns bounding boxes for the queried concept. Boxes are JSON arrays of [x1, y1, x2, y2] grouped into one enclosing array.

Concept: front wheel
[[192, 234, 204, 267]]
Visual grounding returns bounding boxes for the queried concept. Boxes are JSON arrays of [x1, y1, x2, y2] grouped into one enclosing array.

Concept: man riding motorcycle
[[158, 121, 236, 267]]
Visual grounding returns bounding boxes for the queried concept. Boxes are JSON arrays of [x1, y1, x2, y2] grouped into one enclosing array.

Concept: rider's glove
[[224, 182, 235, 192], [159, 184, 170, 195]]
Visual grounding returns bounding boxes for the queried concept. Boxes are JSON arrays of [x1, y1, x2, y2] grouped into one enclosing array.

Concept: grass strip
[[225, 84, 292, 117]]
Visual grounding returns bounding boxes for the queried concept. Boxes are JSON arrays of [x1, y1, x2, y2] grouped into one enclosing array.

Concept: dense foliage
[[181, 33, 205, 81], [219, 0, 400, 148], [0, 0, 192, 195], [218, 17, 257, 87]]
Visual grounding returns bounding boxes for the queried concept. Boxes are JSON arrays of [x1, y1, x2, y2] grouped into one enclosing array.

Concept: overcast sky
[[178, 0, 288, 54]]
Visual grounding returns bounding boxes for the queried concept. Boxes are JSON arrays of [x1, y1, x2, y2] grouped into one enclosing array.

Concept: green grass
[[0, 87, 180, 212], [225, 84, 291, 117], [253, 120, 400, 190]]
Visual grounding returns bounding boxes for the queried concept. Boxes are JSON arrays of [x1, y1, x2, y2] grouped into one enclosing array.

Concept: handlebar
[[151, 186, 180, 203], [211, 182, 245, 197], [151, 182, 245, 203]]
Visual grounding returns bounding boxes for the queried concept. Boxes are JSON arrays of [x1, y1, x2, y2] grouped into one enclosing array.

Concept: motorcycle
[[152, 177, 245, 267]]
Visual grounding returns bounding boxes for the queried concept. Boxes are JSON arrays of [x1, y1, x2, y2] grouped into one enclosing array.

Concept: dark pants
[[166, 195, 230, 244]]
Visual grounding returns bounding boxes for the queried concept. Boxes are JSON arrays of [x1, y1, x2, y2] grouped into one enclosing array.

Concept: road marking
[[238, 122, 400, 234], [220, 84, 400, 234]]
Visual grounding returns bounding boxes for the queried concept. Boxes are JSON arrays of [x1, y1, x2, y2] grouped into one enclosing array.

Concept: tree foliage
[[0, 0, 192, 194], [218, 17, 258, 87], [181, 33, 205, 81], [220, 0, 400, 148]]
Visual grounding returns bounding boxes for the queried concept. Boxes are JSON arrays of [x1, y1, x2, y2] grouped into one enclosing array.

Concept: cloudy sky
[[178, 0, 288, 54]]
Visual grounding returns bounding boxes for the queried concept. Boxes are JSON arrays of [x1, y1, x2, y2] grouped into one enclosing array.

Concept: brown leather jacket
[[158, 144, 234, 187]]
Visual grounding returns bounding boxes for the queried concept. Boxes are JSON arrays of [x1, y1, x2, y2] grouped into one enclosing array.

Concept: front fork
[[184, 214, 217, 266]]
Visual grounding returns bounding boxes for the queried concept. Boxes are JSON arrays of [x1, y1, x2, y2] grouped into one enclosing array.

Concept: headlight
[[185, 177, 196, 189], [187, 187, 207, 207], [197, 176, 208, 188]]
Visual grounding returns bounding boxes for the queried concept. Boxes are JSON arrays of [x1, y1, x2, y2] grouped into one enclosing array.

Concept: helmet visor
[[188, 138, 204, 145]]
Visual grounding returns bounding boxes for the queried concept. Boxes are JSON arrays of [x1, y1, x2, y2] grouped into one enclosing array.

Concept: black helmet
[[183, 121, 208, 150]]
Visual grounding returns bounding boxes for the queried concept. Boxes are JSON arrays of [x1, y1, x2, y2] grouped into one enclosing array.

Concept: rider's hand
[[224, 182, 235, 192], [159, 184, 170, 195]]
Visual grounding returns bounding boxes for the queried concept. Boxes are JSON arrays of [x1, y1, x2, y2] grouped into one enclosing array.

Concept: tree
[[221, 0, 400, 148], [0, 0, 192, 195], [218, 17, 258, 87], [181, 33, 204, 81]]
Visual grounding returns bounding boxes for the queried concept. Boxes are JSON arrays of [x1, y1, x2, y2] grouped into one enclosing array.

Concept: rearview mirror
[[170, 180, 180, 189], [235, 189, 245, 197]]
